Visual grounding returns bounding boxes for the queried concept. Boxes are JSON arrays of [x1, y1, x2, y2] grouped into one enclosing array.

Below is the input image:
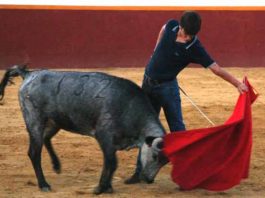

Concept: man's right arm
[[154, 25, 166, 50]]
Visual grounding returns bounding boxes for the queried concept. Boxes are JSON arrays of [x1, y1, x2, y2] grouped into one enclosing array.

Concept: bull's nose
[[140, 174, 154, 184], [146, 179, 154, 184]]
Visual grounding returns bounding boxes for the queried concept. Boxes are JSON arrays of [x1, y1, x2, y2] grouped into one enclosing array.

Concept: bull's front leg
[[94, 136, 117, 195]]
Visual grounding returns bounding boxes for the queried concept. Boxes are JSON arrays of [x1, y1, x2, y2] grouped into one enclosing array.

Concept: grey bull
[[0, 65, 167, 194]]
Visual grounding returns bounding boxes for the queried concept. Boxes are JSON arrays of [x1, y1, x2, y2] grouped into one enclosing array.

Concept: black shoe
[[124, 172, 141, 184]]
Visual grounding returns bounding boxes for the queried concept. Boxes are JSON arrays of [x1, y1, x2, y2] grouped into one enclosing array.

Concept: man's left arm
[[209, 63, 248, 94]]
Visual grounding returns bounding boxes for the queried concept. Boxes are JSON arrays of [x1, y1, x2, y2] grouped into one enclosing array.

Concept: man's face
[[179, 27, 194, 43]]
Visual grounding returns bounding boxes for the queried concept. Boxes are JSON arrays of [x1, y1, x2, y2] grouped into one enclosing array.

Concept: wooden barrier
[[0, 6, 264, 68]]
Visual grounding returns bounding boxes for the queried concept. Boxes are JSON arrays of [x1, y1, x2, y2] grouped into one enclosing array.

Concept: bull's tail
[[0, 64, 29, 101]]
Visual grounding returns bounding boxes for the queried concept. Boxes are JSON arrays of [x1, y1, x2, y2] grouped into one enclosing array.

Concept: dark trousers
[[135, 75, 186, 174]]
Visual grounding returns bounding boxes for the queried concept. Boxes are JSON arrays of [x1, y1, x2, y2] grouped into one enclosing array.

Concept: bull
[[0, 65, 167, 194]]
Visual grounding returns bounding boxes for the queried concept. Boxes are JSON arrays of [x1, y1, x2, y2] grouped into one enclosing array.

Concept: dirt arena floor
[[0, 67, 264, 198]]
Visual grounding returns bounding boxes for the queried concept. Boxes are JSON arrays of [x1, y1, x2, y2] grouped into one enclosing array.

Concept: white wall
[[0, 0, 264, 6]]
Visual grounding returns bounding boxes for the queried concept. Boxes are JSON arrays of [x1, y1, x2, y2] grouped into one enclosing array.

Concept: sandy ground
[[0, 67, 264, 198]]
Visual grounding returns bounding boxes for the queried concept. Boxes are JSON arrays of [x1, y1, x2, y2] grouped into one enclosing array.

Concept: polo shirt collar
[[172, 25, 198, 50], [185, 36, 197, 50]]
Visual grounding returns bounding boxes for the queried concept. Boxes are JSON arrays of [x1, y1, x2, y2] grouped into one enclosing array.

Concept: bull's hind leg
[[28, 134, 51, 191], [21, 100, 51, 191], [94, 133, 117, 195], [43, 121, 61, 174]]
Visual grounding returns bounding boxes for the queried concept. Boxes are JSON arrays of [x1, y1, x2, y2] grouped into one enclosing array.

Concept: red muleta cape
[[163, 78, 258, 191]]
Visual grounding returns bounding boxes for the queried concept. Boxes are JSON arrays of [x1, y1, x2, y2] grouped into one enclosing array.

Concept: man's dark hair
[[180, 11, 201, 36]]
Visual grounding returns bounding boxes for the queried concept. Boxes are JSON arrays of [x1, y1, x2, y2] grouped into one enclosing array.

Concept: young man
[[125, 11, 248, 184]]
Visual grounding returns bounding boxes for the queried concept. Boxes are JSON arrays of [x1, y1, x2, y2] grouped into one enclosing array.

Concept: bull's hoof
[[93, 186, 113, 195], [53, 161, 61, 174], [40, 186, 51, 192], [53, 166, 61, 174]]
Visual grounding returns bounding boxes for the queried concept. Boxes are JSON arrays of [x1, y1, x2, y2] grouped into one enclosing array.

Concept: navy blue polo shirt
[[145, 19, 215, 81]]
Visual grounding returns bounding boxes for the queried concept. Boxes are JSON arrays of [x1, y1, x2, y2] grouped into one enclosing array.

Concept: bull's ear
[[145, 136, 156, 147], [157, 141, 164, 149]]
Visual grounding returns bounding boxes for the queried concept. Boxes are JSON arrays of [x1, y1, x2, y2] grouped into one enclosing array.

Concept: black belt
[[144, 74, 174, 86]]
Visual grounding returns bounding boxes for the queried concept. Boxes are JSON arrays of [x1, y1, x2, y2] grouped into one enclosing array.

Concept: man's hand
[[237, 82, 248, 94]]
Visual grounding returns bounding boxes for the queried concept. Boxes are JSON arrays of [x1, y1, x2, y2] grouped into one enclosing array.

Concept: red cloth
[[163, 78, 258, 191]]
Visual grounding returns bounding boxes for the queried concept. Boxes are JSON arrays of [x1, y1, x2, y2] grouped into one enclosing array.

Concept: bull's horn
[[151, 137, 163, 154]]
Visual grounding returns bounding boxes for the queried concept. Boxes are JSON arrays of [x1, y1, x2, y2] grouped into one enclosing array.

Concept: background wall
[[0, 8, 264, 68]]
